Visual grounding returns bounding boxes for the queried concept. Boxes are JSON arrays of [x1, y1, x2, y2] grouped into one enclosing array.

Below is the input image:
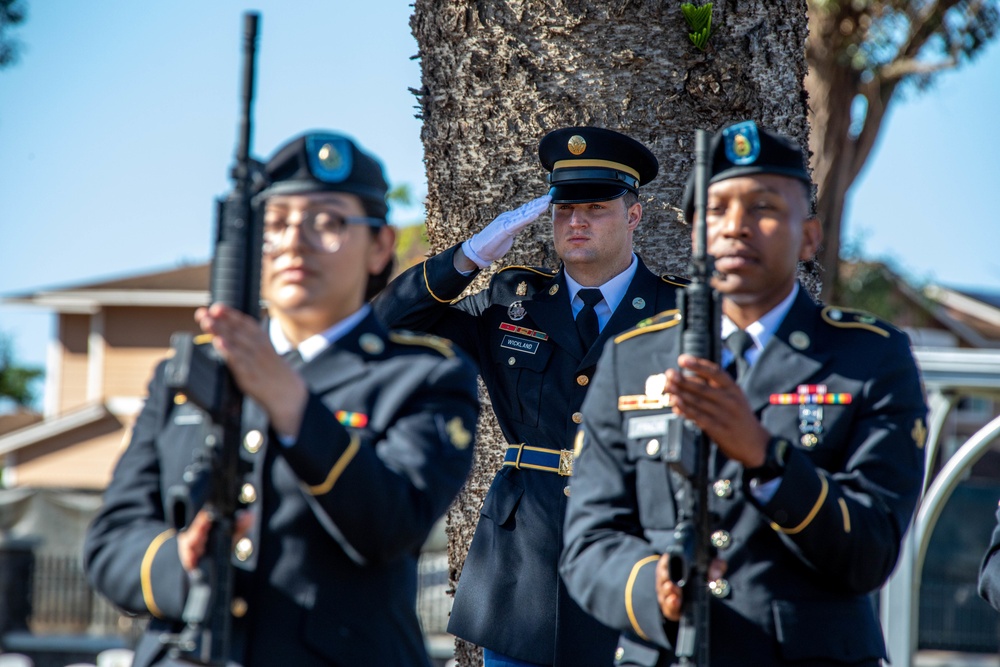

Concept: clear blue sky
[[2, 1, 999, 399]]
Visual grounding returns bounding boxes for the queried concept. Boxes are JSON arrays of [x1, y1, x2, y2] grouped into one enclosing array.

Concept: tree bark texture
[[410, 2, 810, 664]]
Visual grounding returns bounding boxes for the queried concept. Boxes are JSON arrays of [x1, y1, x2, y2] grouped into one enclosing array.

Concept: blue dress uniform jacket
[[373, 243, 685, 666], [978, 503, 1000, 611], [84, 311, 479, 667], [560, 287, 928, 667]]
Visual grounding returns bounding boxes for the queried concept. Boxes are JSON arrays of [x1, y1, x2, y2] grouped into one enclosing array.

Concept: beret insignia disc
[[567, 135, 587, 155], [722, 120, 761, 166], [305, 135, 353, 183]]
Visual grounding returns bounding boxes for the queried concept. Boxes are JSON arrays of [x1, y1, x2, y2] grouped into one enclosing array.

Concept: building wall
[[57, 314, 91, 414], [14, 416, 127, 489], [103, 306, 199, 400]]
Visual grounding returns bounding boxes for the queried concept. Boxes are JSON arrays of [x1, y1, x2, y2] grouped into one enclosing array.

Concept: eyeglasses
[[262, 208, 384, 255]]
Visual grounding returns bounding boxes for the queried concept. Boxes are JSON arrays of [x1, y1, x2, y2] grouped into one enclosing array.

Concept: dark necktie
[[724, 330, 754, 381], [576, 288, 604, 350]]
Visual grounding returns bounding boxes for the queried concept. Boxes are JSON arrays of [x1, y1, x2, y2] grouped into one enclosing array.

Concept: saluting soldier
[[374, 127, 686, 667], [560, 121, 928, 666], [84, 131, 480, 667]]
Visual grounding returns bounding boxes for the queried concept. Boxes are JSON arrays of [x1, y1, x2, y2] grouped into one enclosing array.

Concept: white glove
[[462, 194, 552, 269]]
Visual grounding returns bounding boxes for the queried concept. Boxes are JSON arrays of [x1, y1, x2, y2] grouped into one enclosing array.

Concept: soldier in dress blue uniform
[[978, 503, 1000, 611], [84, 131, 480, 667], [560, 121, 929, 666], [373, 127, 687, 667]]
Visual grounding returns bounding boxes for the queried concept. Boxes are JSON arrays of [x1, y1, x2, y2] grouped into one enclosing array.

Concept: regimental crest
[[516, 281, 527, 296], [445, 416, 472, 450], [723, 120, 761, 166], [912, 418, 927, 449], [306, 135, 353, 183]]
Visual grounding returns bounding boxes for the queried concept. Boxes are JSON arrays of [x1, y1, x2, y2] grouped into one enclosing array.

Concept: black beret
[[260, 131, 389, 219], [682, 120, 811, 220], [539, 126, 658, 204]]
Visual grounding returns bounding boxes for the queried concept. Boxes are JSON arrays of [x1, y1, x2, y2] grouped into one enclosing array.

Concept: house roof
[[0, 410, 44, 437], [2, 263, 210, 313], [0, 402, 111, 457], [923, 284, 1000, 348]]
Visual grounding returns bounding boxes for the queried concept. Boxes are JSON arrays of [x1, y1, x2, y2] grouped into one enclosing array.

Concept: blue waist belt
[[503, 444, 574, 476]]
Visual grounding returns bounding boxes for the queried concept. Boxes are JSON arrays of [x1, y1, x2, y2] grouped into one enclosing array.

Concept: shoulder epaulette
[[660, 274, 690, 287], [389, 330, 456, 358], [820, 306, 891, 338], [497, 264, 557, 278], [614, 310, 682, 344]]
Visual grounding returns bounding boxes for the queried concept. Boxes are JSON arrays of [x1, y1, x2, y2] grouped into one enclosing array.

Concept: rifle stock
[[160, 12, 262, 665], [661, 129, 719, 667]]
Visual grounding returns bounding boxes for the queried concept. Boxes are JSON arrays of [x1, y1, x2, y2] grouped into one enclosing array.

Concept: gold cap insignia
[[567, 135, 587, 155], [446, 416, 472, 450]]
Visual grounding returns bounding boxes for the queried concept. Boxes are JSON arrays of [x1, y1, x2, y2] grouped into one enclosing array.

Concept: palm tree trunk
[[411, 2, 810, 663]]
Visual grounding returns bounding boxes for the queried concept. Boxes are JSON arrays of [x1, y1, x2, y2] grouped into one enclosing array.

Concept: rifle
[[661, 128, 718, 666], [159, 12, 262, 665]]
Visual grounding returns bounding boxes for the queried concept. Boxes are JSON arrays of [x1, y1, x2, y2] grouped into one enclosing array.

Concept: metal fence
[[29, 550, 453, 642], [919, 580, 1000, 654], [29, 553, 142, 639]]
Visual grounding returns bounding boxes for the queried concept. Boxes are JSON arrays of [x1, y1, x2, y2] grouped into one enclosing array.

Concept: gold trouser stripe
[[307, 435, 360, 495], [626, 555, 660, 641], [771, 473, 829, 534], [141, 529, 176, 619], [424, 261, 454, 304], [838, 497, 851, 533], [552, 158, 641, 181]]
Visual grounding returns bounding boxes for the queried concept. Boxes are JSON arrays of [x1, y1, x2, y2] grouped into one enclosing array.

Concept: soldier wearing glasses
[[84, 131, 480, 667]]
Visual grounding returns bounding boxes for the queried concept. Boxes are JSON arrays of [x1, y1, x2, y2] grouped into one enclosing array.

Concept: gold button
[[243, 430, 263, 454], [231, 597, 248, 618], [711, 530, 731, 550], [234, 537, 253, 562], [508, 357, 516, 366], [239, 483, 257, 504], [713, 479, 733, 498], [571, 412, 583, 424], [615, 647, 624, 661], [576, 375, 589, 386], [646, 439, 660, 456], [563, 486, 571, 497]]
